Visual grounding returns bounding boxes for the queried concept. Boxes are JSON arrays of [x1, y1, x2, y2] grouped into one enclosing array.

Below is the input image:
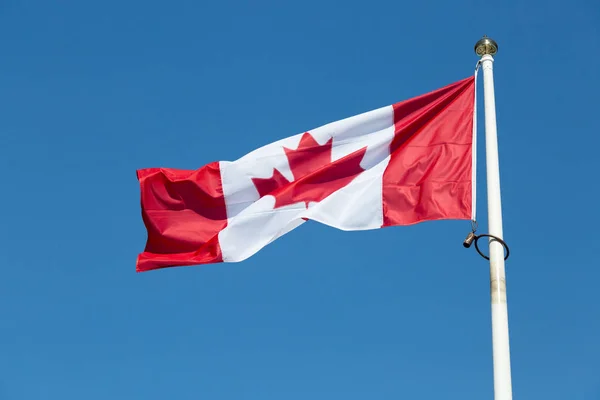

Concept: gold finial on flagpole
[[474, 35, 498, 57]]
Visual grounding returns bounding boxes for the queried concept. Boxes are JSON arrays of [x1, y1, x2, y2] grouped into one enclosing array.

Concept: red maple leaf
[[251, 132, 368, 209]]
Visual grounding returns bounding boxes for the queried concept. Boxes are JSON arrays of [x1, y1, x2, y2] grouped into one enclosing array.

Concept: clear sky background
[[1, 1, 599, 399]]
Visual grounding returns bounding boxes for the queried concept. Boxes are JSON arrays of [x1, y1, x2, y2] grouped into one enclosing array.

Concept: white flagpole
[[474, 36, 513, 400]]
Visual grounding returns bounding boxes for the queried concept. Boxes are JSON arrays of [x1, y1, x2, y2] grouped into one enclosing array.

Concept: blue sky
[[1, 0, 599, 399]]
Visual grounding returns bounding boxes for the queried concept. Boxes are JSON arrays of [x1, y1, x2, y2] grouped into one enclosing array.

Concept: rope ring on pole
[[473, 234, 510, 261]]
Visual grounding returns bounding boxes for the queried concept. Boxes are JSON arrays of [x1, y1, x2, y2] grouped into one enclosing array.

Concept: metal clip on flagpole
[[469, 35, 514, 400]]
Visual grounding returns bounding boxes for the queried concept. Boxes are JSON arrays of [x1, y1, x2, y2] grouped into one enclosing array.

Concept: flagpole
[[474, 36, 513, 400]]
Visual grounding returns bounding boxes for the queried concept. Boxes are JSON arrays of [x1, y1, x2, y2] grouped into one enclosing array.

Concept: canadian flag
[[137, 77, 475, 272]]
